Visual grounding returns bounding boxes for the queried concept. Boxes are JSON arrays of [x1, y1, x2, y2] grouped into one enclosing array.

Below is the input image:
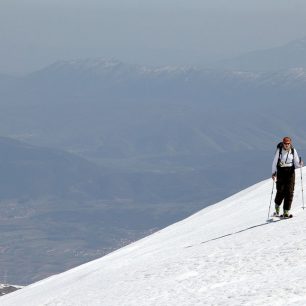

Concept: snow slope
[[2, 168, 306, 306]]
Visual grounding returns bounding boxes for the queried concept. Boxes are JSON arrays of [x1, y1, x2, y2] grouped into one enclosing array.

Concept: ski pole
[[299, 156, 305, 210], [268, 179, 275, 220]]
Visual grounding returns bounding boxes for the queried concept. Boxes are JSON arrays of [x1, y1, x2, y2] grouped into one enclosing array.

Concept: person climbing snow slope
[[272, 137, 303, 218]]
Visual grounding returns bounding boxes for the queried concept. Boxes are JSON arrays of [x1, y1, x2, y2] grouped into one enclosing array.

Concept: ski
[[279, 214, 293, 219], [268, 214, 293, 222], [272, 212, 293, 219]]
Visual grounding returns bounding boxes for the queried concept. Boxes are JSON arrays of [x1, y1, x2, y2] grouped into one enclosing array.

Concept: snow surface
[[2, 168, 306, 305]]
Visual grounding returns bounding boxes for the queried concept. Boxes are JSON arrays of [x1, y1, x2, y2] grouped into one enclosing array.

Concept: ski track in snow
[[2, 169, 306, 305]]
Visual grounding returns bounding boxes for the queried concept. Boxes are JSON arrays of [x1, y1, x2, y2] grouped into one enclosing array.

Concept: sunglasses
[[283, 142, 291, 145]]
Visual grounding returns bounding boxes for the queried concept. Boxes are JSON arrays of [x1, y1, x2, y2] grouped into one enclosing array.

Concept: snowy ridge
[[30, 58, 306, 90], [46, 58, 124, 71], [2, 168, 306, 305]]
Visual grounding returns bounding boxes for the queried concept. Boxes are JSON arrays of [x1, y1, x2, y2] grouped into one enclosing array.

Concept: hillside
[[2, 168, 306, 305], [214, 36, 306, 71]]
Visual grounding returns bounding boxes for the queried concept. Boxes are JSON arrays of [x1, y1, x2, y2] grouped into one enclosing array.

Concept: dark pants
[[275, 167, 295, 211]]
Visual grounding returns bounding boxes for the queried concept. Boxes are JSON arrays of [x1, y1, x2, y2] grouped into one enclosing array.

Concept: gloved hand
[[299, 157, 304, 167]]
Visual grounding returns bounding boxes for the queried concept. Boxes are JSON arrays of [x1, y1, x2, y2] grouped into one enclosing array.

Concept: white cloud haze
[[1, 0, 306, 74]]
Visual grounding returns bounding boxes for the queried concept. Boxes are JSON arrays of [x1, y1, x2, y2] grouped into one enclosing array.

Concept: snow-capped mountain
[[24, 57, 306, 93], [7, 58, 306, 157], [2, 168, 306, 305], [32, 58, 139, 80]]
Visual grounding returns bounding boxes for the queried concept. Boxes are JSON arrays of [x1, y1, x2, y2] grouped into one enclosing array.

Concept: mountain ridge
[[213, 36, 306, 72]]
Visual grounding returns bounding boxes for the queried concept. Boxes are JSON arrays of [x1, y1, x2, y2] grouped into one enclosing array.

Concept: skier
[[272, 137, 303, 217]]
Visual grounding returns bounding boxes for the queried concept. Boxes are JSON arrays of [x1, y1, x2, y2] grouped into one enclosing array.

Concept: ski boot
[[273, 205, 280, 217], [280, 210, 292, 219]]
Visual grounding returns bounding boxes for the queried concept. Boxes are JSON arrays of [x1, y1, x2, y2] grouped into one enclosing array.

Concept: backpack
[[276, 142, 295, 169]]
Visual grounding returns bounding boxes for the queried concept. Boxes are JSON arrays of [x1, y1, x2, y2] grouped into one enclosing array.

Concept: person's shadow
[[184, 219, 282, 249]]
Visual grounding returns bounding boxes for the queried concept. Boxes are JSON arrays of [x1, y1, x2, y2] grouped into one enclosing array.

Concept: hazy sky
[[1, 0, 306, 75]]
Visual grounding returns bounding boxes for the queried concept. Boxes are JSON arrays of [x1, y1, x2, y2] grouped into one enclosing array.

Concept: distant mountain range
[[1, 56, 306, 157]]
